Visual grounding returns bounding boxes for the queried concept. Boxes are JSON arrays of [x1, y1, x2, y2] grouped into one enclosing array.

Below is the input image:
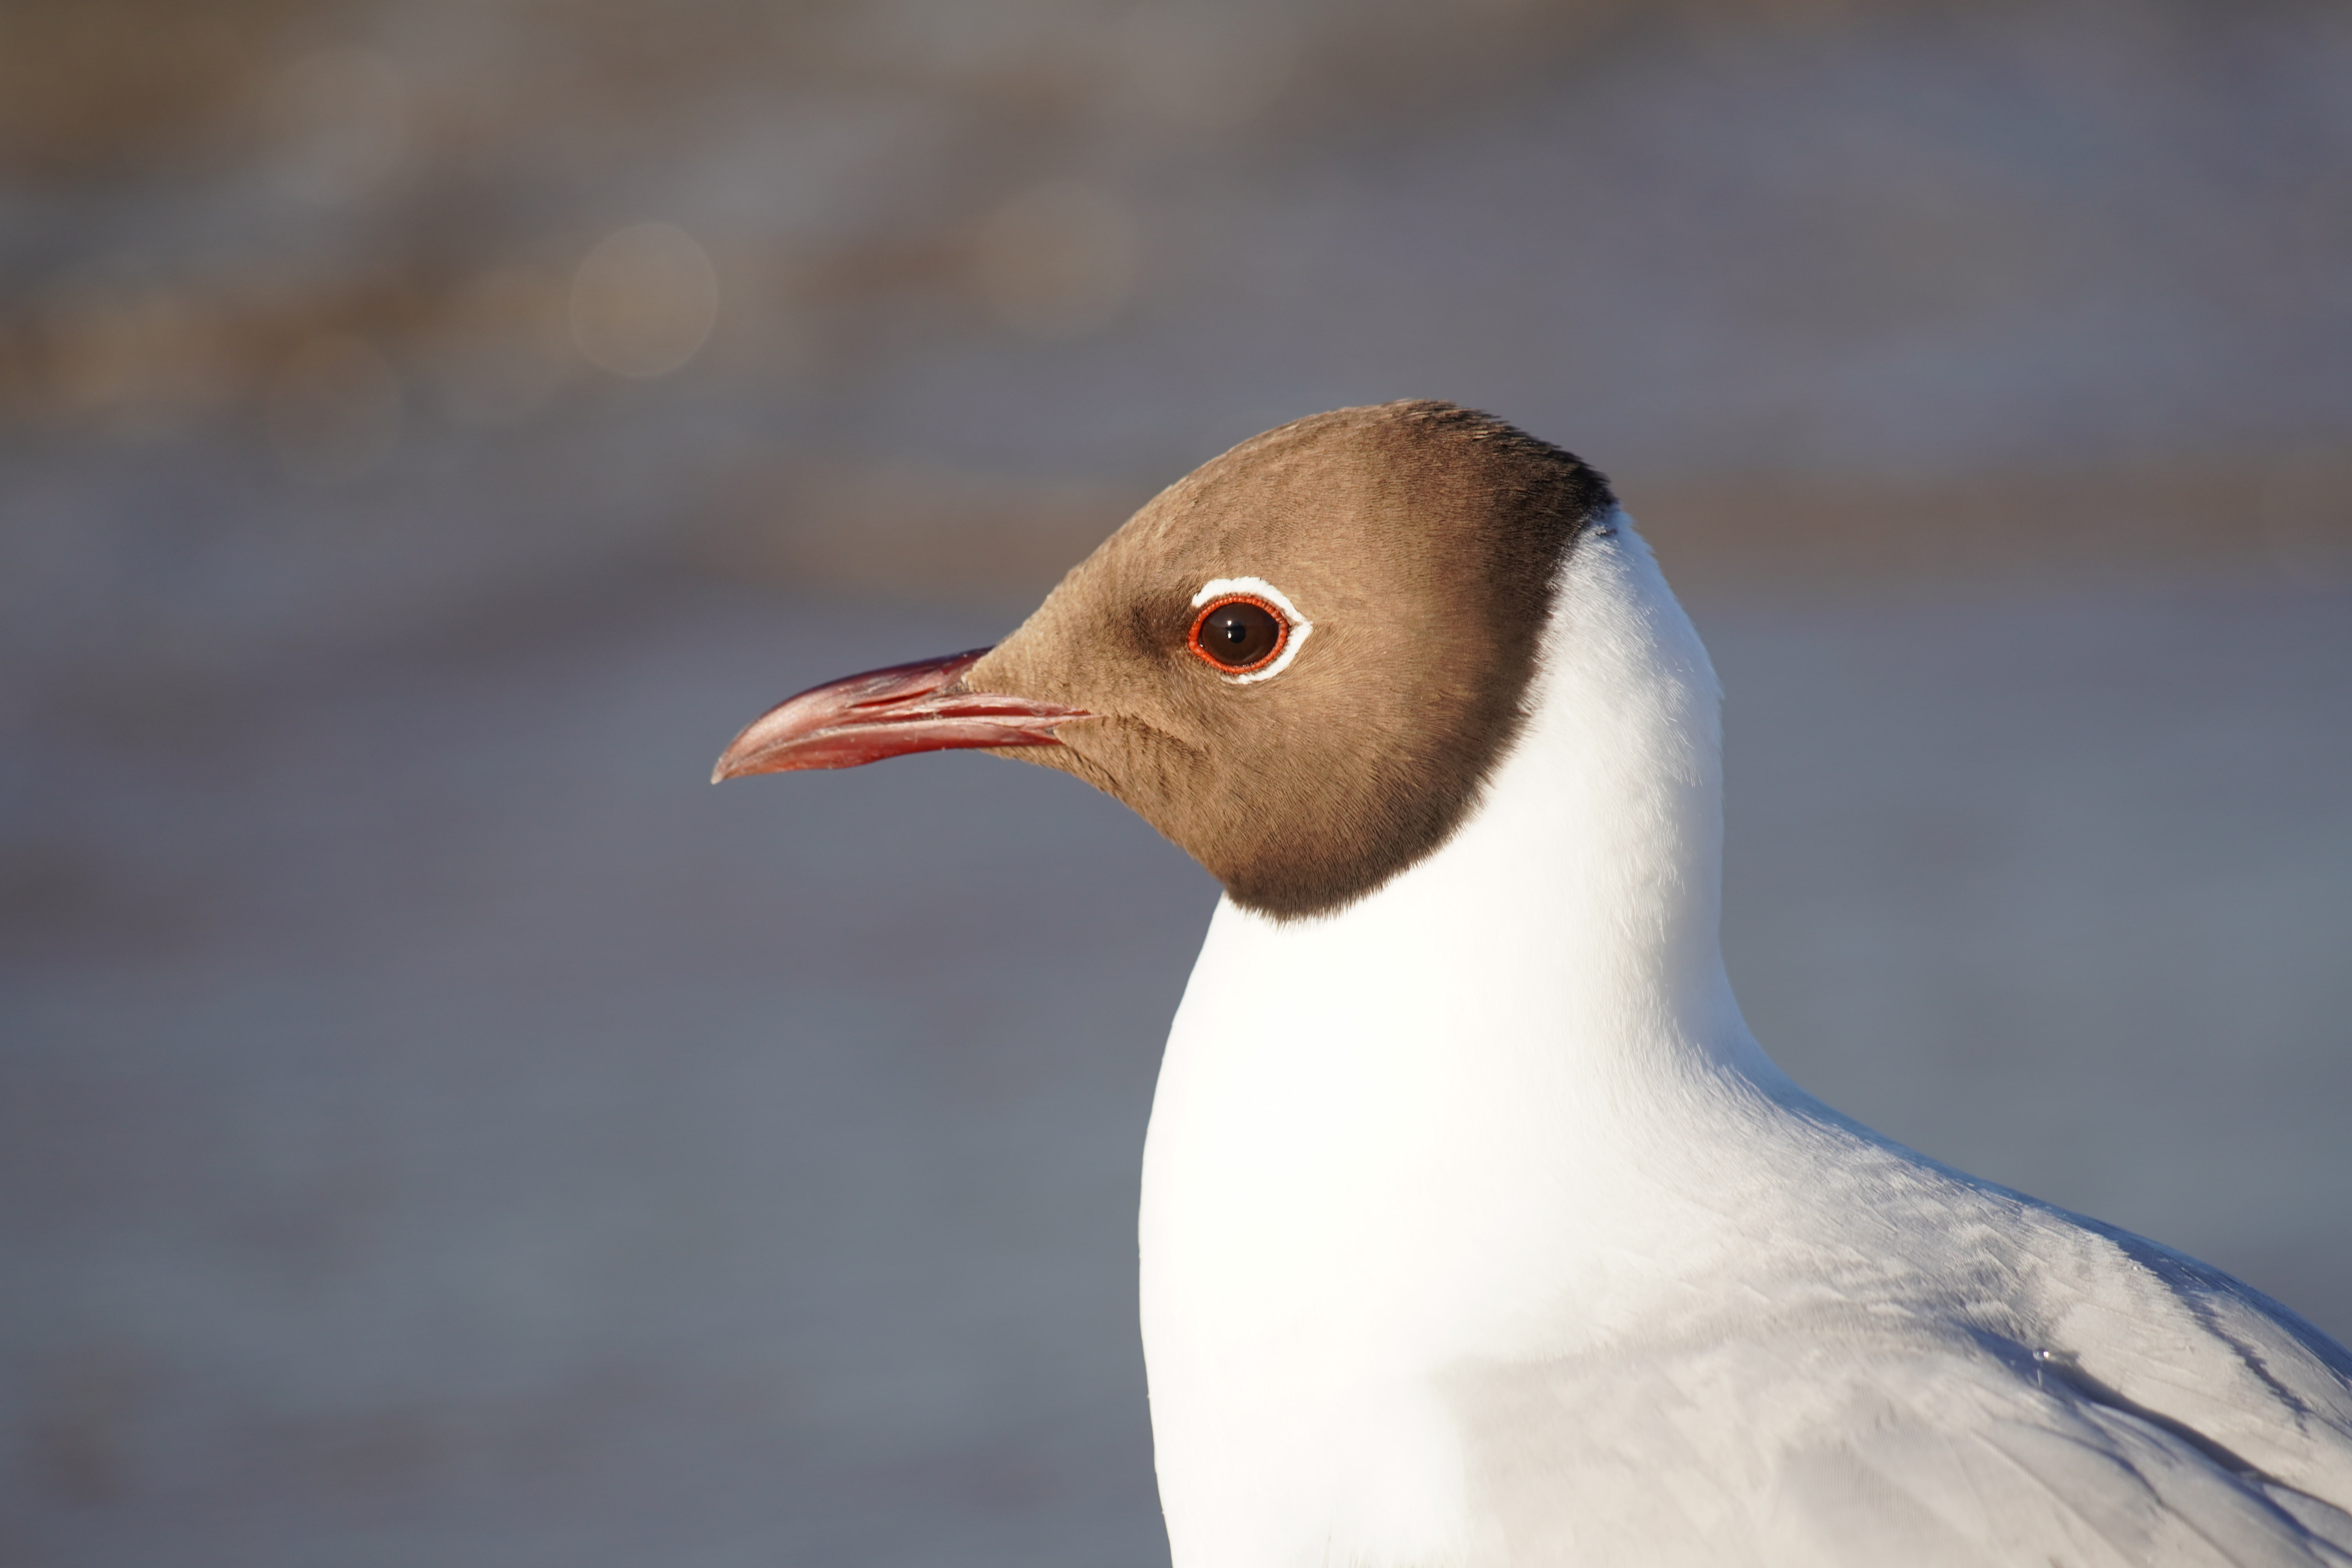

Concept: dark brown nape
[[1220, 403, 1614, 917], [970, 399, 1616, 920]]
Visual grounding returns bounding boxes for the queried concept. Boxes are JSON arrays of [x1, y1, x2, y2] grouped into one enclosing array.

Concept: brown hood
[[716, 400, 1614, 919]]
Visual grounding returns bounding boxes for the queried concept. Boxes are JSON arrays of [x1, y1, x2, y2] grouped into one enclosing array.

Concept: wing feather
[[1449, 1296, 2352, 1566]]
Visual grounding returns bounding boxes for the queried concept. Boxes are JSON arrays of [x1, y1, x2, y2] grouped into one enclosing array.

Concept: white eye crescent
[[1188, 577, 1312, 684]]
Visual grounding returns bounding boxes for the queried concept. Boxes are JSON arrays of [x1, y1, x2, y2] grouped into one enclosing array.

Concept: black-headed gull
[[717, 401, 2352, 1566]]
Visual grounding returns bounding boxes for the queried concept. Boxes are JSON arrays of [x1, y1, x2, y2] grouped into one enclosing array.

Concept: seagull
[[714, 401, 2352, 1566]]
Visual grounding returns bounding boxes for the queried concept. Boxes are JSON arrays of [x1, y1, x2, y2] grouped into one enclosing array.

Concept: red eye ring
[[1186, 594, 1290, 675]]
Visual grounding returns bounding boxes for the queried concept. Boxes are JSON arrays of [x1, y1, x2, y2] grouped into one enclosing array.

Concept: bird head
[[713, 400, 1615, 919]]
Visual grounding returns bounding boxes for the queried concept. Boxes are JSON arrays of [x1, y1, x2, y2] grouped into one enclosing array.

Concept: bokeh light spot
[[569, 223, 720, 379]]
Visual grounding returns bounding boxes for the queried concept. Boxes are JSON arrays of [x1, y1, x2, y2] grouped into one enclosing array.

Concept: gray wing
[[2034, 1217, 2352, 1509], [1446, 1246, 2352, 1567], [1764, 1326, 2352, 1568]]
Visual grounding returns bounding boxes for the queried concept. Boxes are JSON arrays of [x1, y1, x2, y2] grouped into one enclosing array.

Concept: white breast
[[1136, 521, 2352, 1567]]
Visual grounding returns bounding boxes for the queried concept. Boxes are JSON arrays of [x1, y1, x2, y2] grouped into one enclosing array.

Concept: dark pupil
[[1201, 601, 1281, 669]]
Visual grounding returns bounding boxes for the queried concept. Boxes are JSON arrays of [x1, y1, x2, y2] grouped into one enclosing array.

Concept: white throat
[[1138, 519, 1798, 1567]]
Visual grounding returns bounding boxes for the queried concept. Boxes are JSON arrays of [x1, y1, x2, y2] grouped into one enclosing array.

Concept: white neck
[[1138, 520, 1801, 1566]]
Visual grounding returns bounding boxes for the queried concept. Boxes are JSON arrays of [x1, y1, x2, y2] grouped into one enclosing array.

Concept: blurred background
[[2, 0, 2347, 1563]]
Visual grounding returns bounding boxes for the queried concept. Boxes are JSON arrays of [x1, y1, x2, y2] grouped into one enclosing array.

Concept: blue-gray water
[[3, 574, 2345, 1566]]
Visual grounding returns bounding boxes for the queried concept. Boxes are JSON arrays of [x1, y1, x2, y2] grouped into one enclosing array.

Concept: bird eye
[[1187, 595, 1288, 674]]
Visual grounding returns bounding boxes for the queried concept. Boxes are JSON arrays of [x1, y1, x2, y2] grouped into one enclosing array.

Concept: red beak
[[710, 648, 1091, 781]]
